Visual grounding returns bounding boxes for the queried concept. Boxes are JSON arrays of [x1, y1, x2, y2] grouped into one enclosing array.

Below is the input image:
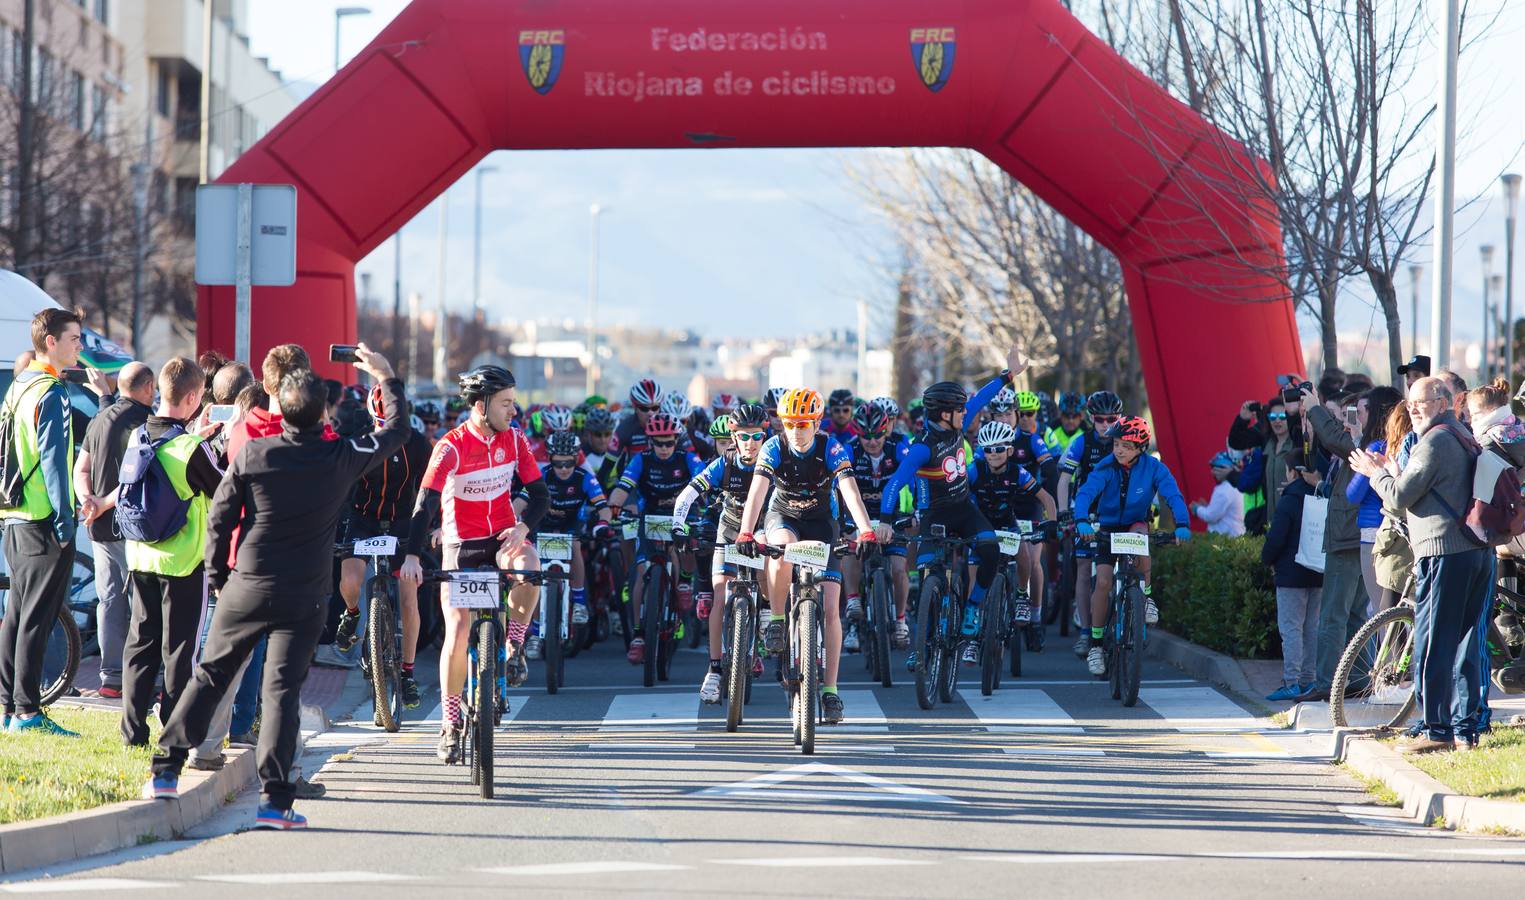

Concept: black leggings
[[919, 501, 1000, 593]]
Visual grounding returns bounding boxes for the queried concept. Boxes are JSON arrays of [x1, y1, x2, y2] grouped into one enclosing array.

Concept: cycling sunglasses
[[860, 431, 889, 441], [550, 459, 578, 469], [733, 430, 767, 442], [830, 405, 855, 413], [1092, 414, 1120, 425], [587, 430, 613, 438], [636, 404, 660, 413], [781, 420, 815, 430], [650, 438, 677, 448], [1018, 410, 1038, 418], [983, 444, 1012, 454]]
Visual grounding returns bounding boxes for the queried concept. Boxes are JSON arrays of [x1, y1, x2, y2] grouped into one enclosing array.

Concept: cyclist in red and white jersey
[[401, 365, 549, 764]]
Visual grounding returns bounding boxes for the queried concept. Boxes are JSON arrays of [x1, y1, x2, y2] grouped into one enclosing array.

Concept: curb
[[1337, 730, 1525, 833], [0, 702, 340, 877], [1145, 628, 1256, 696]]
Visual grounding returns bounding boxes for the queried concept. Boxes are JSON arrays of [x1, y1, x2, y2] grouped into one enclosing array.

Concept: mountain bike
[[535, 533, 577, 695], [633, 513, 681, 687], [584, 521, 627, 649], [426, 565, 566, 800], [1330, 598, 1416, 729], [718, 541, 764, 731], [1045, 521, 1077, 637], [352, 535, 405, 732], [1084, 530, 1173, 707], [857, 532, 895, 688], [758, 540, 836, 754], [980, 528, 1029, 694], [911, 525, 968, 710]]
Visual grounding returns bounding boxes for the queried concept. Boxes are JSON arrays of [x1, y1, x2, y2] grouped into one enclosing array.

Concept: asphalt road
[[6, 621, 1525, 897]]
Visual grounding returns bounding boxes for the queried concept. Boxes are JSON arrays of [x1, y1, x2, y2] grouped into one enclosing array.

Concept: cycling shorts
[[915, 501, 996, 569], [710, 521, 742, 579], [344, 515, 408, 570], [762, 509, 842, 584]]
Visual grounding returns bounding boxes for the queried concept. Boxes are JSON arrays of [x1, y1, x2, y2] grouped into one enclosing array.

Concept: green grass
[[1342, 764, 1402, 807], [1406, 727, 1525, 802], [0, 706, 157, 824]]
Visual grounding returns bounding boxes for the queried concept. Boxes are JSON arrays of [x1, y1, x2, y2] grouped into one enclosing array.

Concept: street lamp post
[[1483, 244, 1495, 383], [1408, 264, 1423, 358], [334, 7, 371, 73], [473, 165, 499, 323], [1431, 0, 1460, 369], [586, 204, 606, 397], [1505, 174, 1522, 384], [434, 191, 449, 390], [1493, 275, 1506, 379]]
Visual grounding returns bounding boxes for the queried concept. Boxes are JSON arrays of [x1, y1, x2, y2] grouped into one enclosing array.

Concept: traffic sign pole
[[235, 183, 254, 363]]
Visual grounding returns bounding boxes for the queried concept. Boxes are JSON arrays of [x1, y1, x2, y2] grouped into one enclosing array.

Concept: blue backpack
[[116, 425, 191, 543]]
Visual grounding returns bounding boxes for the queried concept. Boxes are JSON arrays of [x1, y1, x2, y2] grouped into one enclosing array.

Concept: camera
[[1281, 381, 1313, 404], [1247, 401, 1262, 414]]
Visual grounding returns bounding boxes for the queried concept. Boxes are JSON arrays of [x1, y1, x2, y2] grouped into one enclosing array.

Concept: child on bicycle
[[1071, 417, 1191, 677], [970, 420, 1058, 638]]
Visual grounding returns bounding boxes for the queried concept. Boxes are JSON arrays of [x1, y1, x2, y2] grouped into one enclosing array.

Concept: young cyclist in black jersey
[[838, 403, 913, 651], [1058, 390, 1122, 657], [614, 378, 664, 463], [735, 389, 882, 725], [972, 420, 1058, 649], [515, 431, 609, 659], [333, 386, 433, 708], [880, 344, 1028, 668], [671, 405, 769, 703], [580, 407, 622, 492], [604, 412, 705, 666]]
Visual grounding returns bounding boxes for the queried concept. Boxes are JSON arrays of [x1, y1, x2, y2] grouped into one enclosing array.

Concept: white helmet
[[871, 396, 900, 419], [660, 392, 692, 421], [541, 404, 573, 432], [977, 420, 1017, 448]]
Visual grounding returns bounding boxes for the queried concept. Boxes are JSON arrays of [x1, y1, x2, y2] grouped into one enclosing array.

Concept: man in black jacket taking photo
[[145, 343, 406, 830]]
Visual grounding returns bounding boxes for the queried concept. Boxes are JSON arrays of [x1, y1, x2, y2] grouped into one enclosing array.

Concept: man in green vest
[[1, 307, 83, 736], [113, 357, 226, 747]]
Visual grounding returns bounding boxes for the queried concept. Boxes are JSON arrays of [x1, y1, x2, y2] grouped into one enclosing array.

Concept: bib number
[[995, 531, 1023, 557], [621, 520, 639, 540], [445, 571, 501, 609], [353, 535, 398, 558], [782, 540, 830, 573], [1015, 520, 1035, 535], [644, 515, 675, 541], [1110, 531, 1150, 557], [537, 533, 574, 562], [723, 544, 766, 570]]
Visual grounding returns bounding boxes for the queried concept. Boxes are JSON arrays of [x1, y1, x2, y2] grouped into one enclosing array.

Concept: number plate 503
[[353, 535, 398, 557], [445, 572, 501, 609], [1110, 532, 1150, 557]]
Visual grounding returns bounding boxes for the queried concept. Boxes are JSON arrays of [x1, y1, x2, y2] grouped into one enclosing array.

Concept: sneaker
[[189, 753, 225, 771], [293, 777, 326, 800], [763, 619, 786, 655], [960, 606, 982, 638], [254, 804, 308, 830], [525, 636, 544, 660], [822, 691, 844, 724], [505, 642, 530, 687], [572, 603, 590, 625], [8, 712, 79, 737], [144, 772, 179, 800], [335, 608, 362, 652], [845, 597, 864, 622], [1266, 684, 1302, 702], [675, 583, 694, 614], [627, 637, 646, 665], [1012, 592, 1031, 624], [400, 672, 421, 709], [1086, 646, 1106, 677], [696, 592, 714, 621], [1397, 735, 1452, 755], [1145, 599, 1159, 625], [961, 643, 979, 667], [97, 685, 122, 700], [906, 651, 918, 673], [1072, 634, 1089, 658], [437, 723, 462, 763], [892, 619, 910, 649], [1072, 605, 1082, 628], [700, 672, 722, 704], [752, 655, 764, 676], [229, 731, 257, 748], [843, 625, 860, 652]]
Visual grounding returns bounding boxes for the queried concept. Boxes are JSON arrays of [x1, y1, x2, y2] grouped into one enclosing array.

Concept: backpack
[[115, 424, 192, 543], [0, 376, 57, 510], [1436, 425, 1525, 547]]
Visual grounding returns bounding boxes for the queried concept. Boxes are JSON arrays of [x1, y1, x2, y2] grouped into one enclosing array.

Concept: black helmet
[[1086, 390, 1123, 416], [763, 387, 787, 413], [1057, 391, 1086, 415], [853, 403, 889, 435], [828, 388, 855, 408], [921, 381, 968, 415], [732, 402, 768, 428], [584, 407, 615, 432], [459, 365, 516, 405], [546, 431, 580, 457]]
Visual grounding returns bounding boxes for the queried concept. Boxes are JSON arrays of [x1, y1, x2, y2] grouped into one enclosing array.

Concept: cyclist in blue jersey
[[671, 405, 769, 703], [879, 344, 1028, 667], [604, 412, 705, 665], [1057, 390, 1122, 657], [734, 389, 881, 725], [971, 420, 1057, 639], [839, 403, 913, 651], [1072, 416, 1191, 677]]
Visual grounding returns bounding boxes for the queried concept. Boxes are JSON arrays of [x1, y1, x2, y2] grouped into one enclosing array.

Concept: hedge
[[1152, 533, 1280, 659]]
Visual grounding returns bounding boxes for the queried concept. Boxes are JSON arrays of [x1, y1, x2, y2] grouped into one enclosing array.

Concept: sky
[[246, 0, 1524, 357]]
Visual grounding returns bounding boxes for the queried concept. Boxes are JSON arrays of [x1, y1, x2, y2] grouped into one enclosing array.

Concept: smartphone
[[329, 344, 361, 364], [63, 368, 89, 385], [206, 404, 238, 425], [1247, 401, 1262, 414], [1345, 407, 1359, 427]]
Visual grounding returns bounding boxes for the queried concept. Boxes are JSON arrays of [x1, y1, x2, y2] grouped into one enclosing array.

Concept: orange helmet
[[777, 388, 824, 421], [1107, 416, 1152, 446]]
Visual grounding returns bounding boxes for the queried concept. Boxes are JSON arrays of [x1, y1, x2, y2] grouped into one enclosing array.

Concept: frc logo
[[909, 27, 956, 93], [519, 29, 565, 95]]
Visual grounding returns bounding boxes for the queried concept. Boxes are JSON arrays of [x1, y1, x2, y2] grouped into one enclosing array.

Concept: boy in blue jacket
[[1072, 416, 1191, 677]]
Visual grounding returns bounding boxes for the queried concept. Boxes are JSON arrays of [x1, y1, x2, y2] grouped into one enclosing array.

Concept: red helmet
[[367, 385, 386, 423], [1107, 416, 1152, 446], [644, 413, 681, 437]]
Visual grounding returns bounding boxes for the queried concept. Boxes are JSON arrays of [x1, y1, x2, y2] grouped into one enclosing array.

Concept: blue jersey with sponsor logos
[[757, 433, 854, 518], [617, 449, 705, 514]]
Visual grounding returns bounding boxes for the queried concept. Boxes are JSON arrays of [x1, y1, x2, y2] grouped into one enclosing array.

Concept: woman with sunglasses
[[734, 389, 882, 725], [1056, 390, 1123, 658], [671, 405, 770, 703], [1228, 394, 1301, 535]]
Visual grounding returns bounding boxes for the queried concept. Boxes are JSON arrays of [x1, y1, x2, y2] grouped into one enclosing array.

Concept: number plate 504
[[445, 572, 501, 609]]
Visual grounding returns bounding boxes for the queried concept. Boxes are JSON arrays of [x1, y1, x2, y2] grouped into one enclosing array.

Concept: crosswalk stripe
[[599, 693, 700, 731], [1003, 747, 1105, 757], [1136, 687, 1257, 730], [834, 690, 890, 731], [956, 688, 1077, 730], [0, 880, 180, 893]]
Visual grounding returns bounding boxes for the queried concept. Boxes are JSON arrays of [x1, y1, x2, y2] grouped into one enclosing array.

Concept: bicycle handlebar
[[422, 567, 569, 586]]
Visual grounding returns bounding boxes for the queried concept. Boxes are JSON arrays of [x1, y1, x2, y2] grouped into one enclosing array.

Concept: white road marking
[[197, 872, 418, 884], [599, 693, 700, 731], [988, 725, 1085, 734], [0, 880, 180, 893], [592, 742, 698, 750], [696, 761, 965, 805], [825, 744, 897, 753], [711, 856, 933, 867], [1002, 747, 1105, 757], [1136, 687, 1259, 730], [1335, 804, 1432, 833], [834, 690, 889, 732], [964, 853, 1175, 864], [957, 688, 1076, 730], [478, 862, 691, 876], [420, 698, 527, 728]]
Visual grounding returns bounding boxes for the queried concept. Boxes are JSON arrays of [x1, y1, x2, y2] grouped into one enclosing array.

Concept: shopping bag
[[1295, 495, 1327, 574]]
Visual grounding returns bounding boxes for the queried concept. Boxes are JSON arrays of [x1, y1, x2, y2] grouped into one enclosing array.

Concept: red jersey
[[421, 420, 542, 543]]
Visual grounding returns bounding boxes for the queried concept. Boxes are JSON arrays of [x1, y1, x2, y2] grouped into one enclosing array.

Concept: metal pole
[[856, 298, 868, 400], [1505, 174, 1521, 383], [1493, 278, 1505, 381], [1408, 264, 1423, 358], [199, 0, 212, 183], [392, 231, 403, 375], [1431, 0, 1460, 369], [474, 170, 483, 322], [15, 0, 35, 274], [1483, 245, 1495, 383], [130, 110, 153, 359], [433, 192, 449, 389], [407, 291, 421, 388], [586, 204, 602, 396], [234, 183, 253, 363]]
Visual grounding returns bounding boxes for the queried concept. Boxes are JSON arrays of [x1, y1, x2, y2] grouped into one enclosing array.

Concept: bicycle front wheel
[[914, 575, 944, 710], [545, 579, 564, 695], [368, 579, 401, 732], [1121, 583, 1145, 707], [475, 623, 496, 799], [868, 566, 894, 688], [37, 605, 81, 708], [1332, 604, 1417, 730], [726, 594, 751, 732], [641, 565, 665, 688], [981, 572, 1008, 696], [798, 596, 819, 755]]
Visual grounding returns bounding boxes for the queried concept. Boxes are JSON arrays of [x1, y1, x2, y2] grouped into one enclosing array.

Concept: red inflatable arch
[[199, 0, 1301, 509]]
